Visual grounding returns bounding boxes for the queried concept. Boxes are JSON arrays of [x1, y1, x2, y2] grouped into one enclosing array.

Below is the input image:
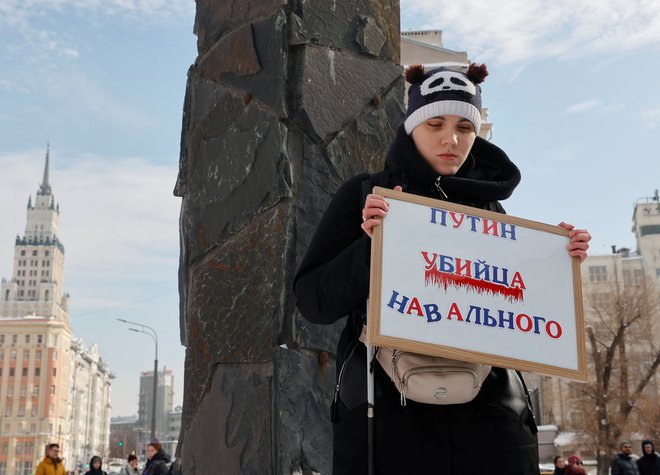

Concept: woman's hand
[[361, 185, 403, 238], [559, 222, 591, 263]]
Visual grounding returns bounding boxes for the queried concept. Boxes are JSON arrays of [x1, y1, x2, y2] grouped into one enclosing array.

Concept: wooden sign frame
[[367, 187, 587, 381]]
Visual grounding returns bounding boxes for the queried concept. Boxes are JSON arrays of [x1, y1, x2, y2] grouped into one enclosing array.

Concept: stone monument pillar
[[174, 1, 402, 473]]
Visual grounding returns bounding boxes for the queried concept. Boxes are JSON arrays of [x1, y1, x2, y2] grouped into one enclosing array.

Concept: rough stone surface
[[177, 1, 401, 473], [183, 203, 288, 421], [355, 15, 387, 55], [181, 363, 274, 474], [275, 348, 335, 474], [295, 45, 402, 140], [182, 101, 291, 261], [194, 0, 286, 54], [198, 24, 261, 79], [292, 0, 400, 60], [199, 12, 288, 116], [326, 78, 404, 179]]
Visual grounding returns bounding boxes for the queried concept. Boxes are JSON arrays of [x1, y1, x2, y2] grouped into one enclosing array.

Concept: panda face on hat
[[404, 63, 488, 135], [421, 70, 478, 97]]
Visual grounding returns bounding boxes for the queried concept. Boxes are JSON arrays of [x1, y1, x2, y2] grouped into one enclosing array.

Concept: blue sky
[[1, 0, 659, 416]]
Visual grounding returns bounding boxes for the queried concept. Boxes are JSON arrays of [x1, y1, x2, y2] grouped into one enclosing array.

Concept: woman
[[554, 455, 567, 474], [142, 440, 170, 475], [84, 455, 107, 475], [294, 63, 591, 475], [118, 454, 140, 475]]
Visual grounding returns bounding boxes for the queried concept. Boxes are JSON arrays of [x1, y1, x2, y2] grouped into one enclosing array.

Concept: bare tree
[[572, 276, 660, 475]]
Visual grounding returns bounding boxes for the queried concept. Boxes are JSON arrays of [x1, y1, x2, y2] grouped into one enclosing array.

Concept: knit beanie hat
[[403, 63, 488, 135]]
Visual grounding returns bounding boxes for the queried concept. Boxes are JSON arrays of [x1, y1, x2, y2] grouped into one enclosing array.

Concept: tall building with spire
[[0, 148, 112, 475]]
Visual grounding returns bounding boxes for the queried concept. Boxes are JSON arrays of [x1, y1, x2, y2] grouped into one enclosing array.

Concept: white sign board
[[367, 187, 587, 381]]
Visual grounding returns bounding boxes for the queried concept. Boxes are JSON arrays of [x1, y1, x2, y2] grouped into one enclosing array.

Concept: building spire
[[39, 143, 52, 195]]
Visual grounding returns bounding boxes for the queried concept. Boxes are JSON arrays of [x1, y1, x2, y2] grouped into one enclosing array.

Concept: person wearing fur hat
[[565, 454, 586, 475], [637, 440, 660, 475], [612, 440, 641, 475], [294, 63, 591, 474]]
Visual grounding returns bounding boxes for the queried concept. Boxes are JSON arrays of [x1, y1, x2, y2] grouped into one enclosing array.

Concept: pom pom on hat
[[404, 63, 487, 135], [404, 64, 426, 85]]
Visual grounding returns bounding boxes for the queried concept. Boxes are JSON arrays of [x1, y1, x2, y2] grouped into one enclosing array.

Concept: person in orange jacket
[[35, 443, 66, 475]]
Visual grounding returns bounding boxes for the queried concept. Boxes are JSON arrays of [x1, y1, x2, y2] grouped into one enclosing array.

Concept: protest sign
[[367, 187, 587, 381]]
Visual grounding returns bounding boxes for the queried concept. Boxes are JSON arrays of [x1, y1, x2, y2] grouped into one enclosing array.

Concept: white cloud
[[565, 100, 600, 113], [0, 149, 180, 312], [401, 0, 660, 64], [642, 107, 660, 127]]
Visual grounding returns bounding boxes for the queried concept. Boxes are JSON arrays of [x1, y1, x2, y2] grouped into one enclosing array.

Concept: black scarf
[[384, 125, 521, 206]]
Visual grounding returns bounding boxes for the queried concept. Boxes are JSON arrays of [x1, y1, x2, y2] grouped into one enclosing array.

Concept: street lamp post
[[117, 318, 159, 442]]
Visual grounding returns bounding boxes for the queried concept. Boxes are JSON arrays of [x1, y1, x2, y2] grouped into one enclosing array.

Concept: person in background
[[84, 455, 107, 475], [142, 439, 170, 475], [612, 440, 641, 475], [553, 455, 566, 474], [637, 439, 660, 475], [36, 443, 66, 475], [565, 454, 586, 475], [119, 454, 140, 475]]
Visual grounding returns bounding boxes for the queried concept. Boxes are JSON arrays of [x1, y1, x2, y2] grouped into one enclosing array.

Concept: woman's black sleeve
[[294, 175, 373, 324]]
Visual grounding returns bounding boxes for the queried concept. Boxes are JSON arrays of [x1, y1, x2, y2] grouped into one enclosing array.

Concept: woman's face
[[410, 115, 477, 176], [147, 445, 157, 460]]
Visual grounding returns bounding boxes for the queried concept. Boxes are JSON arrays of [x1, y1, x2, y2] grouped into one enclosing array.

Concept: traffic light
[[118, 441, 124, 447]]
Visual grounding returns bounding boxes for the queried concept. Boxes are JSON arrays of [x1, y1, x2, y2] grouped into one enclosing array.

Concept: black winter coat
[[638, 453, 660, 475], [295, 127, 539, 475], [142, 451, 170, 475], [612, 453, 641, 475]]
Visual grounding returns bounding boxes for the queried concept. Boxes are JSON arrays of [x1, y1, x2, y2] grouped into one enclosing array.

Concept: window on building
[[4, 406, 10, 417], [20, 385, 26, 397], [32, 250, 37, 256], [35, 350, 41, 360], [48, 404, 54, 416], [9, 368, 15, 377], [50, 385, 55, 396], [23, 350, 29, 360], [37, 335, 42, 345], [45, 251, 49, 256], [25, 335, 30, 344], [33, 385, 38, 396], [52, 368, 56, 377], [588, 265, 607, 282], [0, 368, 2, 377], [52, 349, 57, 360], [15, 442, 21, 454], [3, 290, 7, 301], [12, 335, 17, 344], [21, 368, 27, 377], [17, 405, 24, 417], [0, 350, 3, 360], [11, 350, 16, 360], [30, 406, 37, 417], [34, 368, 40, 377], [0, 335, 4, 344], [30, 423, 36, 432]]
